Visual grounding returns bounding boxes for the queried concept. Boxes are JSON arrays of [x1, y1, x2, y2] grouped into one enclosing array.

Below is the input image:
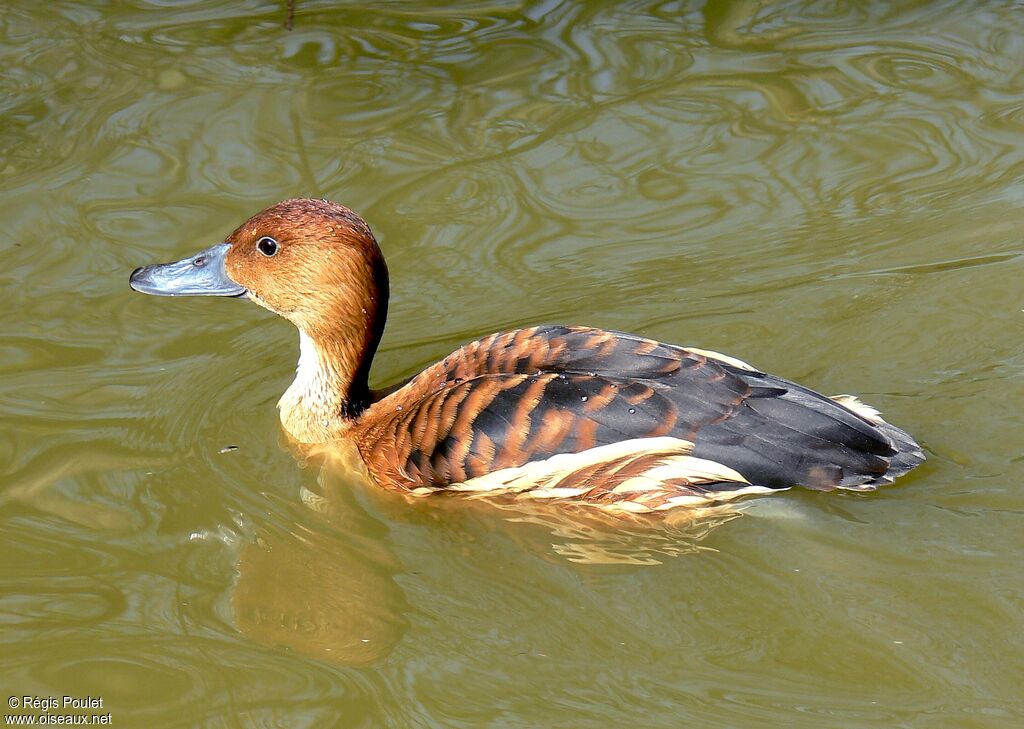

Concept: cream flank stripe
[[411, 436, 776, 512]]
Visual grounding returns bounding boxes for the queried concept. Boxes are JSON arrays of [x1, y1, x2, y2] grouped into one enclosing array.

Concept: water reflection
[[230, 436, 745, 667], [232, 448, 409, 666], [367, 486, 745, 567]]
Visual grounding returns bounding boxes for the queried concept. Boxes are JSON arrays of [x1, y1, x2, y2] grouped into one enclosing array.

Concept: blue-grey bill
[[129, 242, 247, 297]]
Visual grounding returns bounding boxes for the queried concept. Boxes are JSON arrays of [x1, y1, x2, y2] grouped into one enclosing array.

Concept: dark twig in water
[[290, 109, 320, 195], [285, 0, 296, 31]]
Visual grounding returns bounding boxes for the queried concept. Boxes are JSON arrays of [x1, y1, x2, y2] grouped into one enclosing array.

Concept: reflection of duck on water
[[131, 199, 924, 513], [232, 446, 748, 670], [231, 454, 409, 666]]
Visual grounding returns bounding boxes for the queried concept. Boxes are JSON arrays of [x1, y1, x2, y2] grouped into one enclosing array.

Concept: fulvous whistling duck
[[130, 199, 925, 513]]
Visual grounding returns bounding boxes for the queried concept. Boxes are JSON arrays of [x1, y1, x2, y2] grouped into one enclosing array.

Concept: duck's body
[[130, 199, 924, 512], [350, 325, 923, 510]]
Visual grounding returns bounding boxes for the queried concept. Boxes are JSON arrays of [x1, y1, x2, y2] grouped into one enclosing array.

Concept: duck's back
[[352, 326, 924, 508]]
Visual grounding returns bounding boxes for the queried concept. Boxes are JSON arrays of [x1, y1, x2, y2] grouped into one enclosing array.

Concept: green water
[[2, 1, 1023, 726]]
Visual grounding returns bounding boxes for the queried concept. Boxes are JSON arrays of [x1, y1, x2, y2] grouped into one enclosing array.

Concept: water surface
[[2, 1, 1022, 726]]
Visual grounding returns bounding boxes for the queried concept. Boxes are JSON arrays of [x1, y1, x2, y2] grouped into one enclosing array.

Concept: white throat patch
[[279, 330, 324, 409]]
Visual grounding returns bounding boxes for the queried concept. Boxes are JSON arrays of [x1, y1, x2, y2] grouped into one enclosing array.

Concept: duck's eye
[[256, 236, 279, 257]]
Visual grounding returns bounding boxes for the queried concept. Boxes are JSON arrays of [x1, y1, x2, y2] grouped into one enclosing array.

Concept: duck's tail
[[827, 394, 925, 489], [870, 419, 926, 487]]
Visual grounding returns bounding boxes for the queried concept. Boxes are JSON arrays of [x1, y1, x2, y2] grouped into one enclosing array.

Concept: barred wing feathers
[[354, 326, 924, 504]]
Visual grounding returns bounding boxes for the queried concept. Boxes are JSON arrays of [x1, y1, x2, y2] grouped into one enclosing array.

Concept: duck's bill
[[129, 243, 247, 297]]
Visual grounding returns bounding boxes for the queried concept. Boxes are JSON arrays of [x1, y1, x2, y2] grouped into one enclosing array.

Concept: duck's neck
[[279, 325, 381, 442], [278, 283, 388, 444]]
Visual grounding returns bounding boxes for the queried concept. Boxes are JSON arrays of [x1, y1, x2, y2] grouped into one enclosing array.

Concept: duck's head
[[130, 199, 389, 438], [130, 198, 387, 334]]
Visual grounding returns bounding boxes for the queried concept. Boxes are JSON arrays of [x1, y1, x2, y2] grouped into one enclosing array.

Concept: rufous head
[[130, 198, 389, 340]]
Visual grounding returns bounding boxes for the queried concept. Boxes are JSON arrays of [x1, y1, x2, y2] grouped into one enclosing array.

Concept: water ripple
[[2, 1, 1024, 725]]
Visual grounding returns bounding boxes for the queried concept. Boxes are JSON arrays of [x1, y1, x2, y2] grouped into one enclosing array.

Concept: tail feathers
[[868, 420, 926, 488], [828, 395, 925, 490], [690, 381, 925, 492]]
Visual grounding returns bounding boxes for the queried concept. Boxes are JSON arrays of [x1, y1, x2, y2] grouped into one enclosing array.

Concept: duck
[[129, 198, 925, 513]]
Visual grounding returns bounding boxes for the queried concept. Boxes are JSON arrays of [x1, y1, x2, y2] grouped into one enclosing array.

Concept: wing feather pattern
[[353, 326, 924, 503]]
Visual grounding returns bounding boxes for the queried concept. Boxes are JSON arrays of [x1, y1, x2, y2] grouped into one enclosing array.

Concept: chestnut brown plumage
[[353, 325, 924, 496], [130, 199, 925, 512]]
